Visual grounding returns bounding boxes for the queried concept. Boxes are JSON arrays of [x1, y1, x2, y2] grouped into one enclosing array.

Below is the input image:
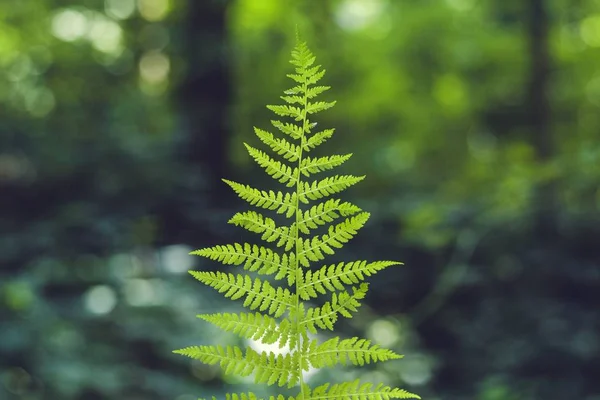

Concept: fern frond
[[298, 213, 370, 267], [303, 128, 335, 152], [299, 175, 366, 203], [254, 127, 300, 162], [307, 380, 421, 400], [173, 345, 300, 388], [176, 39, 418, 400], [297, 199, 362, 234], [191, 243, 291, 280], [300, 154, 352, 177], [300, 261, 401, 300], [306, 337, 402, 369], [229, 211, 296, 251], [223, 180, 296, 217], [300, 284, 368, 334], [189, 271, 292, 317], [198, 312, 295, 349], [244, 144, 298, 187]]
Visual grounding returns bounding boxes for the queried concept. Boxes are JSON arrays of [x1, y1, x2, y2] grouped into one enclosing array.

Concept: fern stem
[[293, 66, 310, 399]]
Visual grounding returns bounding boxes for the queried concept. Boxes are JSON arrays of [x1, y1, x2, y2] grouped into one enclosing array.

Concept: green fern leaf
[[299, 175, 366, 203], [223, 394, 258, 400], [223, 180, 297, 217], [297, 213, 370, 267], [219, 393, 294, 400], [244, 144, 298, 187], [175, 38, 418, 400], [305, 85, 330, 98], [300, 284, 368, 334], [254, 127, 300, 162], [267, 105, 303, 121], [229, 211, 296, 251], [300, 153, 352, 177], [270, 120, 303, 140], [191, 243, 291, 280], [300, 261, 401, 300], [307, 380, 420, 400], [306, 337, 402, 368], [173, 345, 300, 388], [303, 128, 335, 152], [189, 271, 292, 317], [306, 100, 336, 114], [297, 199, 362, 234], [198, 312, 295, 348]]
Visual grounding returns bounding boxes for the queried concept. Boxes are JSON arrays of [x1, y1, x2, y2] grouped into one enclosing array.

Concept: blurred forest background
[[1, 0, 599, 399]]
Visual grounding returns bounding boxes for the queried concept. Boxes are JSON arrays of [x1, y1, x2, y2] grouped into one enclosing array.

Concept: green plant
[[174, 39, 420, 400]]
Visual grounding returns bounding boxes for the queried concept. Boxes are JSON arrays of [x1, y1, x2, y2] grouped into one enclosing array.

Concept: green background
[[1, 0, 599, 399]]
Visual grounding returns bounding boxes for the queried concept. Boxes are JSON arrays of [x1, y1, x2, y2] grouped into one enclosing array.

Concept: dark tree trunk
[[526, 0, 556, 236], [158, 0, 232, 244], [177, 0, 231, 202]]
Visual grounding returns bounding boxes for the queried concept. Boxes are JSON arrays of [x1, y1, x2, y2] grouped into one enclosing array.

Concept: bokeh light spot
[[3, 281, 35, 311], [7, 55, 33, 82], [139, 51, 170, 83], [399, 354, 433, 385], [161, 245, 194, 274], [25, 87, 56, 118], [137, 0, 171, 22], [580, 15, 600, 47], [51, 9, 88, 42], [367, 319, 399, 347], [468, 130, 498, 162], [105, 0, 136, 20], [84, 285, 117, 315], [585, 76, 600, 106], [87, 14, 123, 54], [445, 0, 476, 11], [433, 74, 467, 114], [124, 278, 165, 306], [380, 140, 415, 173], [335, 0, 386, 31]]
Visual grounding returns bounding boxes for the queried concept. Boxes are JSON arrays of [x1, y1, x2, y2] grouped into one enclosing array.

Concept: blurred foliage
[[1, 0, 599, 399]]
